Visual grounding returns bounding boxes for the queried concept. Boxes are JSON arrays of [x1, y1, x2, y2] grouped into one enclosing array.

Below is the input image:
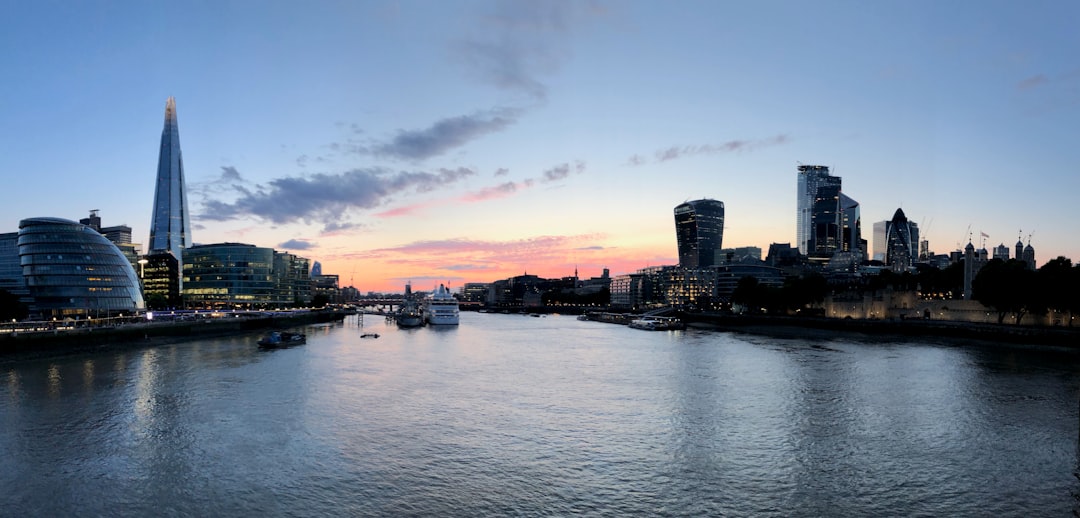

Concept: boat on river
[[628, 316, 686, 331], [423, 284, 460, 325], [257, 331, 307, 348], [396, 282, 425, 328]]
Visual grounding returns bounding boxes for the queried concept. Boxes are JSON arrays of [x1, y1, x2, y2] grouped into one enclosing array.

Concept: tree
[[0, 289, 29, 322], [972, 259, 1037, 324], [1037, 257, 1073, 324]]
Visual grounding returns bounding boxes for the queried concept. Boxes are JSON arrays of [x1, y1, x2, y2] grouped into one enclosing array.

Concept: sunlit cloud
[[196, 166, 477, 227]]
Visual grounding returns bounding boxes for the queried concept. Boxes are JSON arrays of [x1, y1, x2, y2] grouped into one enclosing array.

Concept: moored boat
[[258, 331, 307, 348], [628, 316, 685, 331], [423, 283, 460, 325]]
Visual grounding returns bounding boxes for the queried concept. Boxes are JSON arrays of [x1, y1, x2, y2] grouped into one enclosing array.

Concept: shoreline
[[677, 312, 1080, 349], [0, 309, 350, 363]]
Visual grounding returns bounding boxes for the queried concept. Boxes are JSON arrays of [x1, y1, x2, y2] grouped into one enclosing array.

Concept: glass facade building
[[674, 199, 725, 269], [148, 97, 192, 281], [796, 165, 837, 255], [182, 244, 276, 309], [884, 208, 919, 272], [16, 218, 145, 319]]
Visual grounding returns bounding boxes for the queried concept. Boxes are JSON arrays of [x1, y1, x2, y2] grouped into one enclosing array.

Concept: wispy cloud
[[628, 135, 791, 165], [278, 239, 316, 251], [196, 166, 477, 229], [1017, 74, 1049, 91], [456, 0, 609, 101], [459, 180, 534, 203], [374, 107, 521, 160]]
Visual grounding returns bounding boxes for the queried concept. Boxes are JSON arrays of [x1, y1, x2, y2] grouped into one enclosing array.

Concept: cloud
[[1017, 74, 1049, 91], [196, 166, 478, 226], [441, 264, 491, 271], [628, 134, 791, 165], [494, 167, 510, 176], [278, 239, 316, 250], [455, 1, 608, 101], [576, 246, 605, 250], [360, 234, 606, 267], [374, 108, 520, 160], [460, 180, 529, 202]]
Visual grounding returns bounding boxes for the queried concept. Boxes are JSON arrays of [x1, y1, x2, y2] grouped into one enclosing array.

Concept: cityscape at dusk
[[2, 1, 1078, 293]]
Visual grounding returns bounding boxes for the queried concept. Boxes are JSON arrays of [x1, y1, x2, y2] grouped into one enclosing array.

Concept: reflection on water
[[1, 314, 1078, 516]]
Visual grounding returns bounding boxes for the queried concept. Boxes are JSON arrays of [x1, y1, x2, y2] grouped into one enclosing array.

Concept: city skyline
[[1, 1, 1077, 292]]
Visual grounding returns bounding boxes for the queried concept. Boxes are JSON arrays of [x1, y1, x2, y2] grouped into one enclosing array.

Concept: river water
[[2, 312, 1078, 516]]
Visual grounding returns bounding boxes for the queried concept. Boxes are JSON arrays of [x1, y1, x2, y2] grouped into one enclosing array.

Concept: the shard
[[148, 97, 192, 262]]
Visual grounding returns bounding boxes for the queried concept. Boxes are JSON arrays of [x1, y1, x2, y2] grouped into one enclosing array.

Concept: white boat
[[628, 316, 685, 331], [424, 284, 460, 325]]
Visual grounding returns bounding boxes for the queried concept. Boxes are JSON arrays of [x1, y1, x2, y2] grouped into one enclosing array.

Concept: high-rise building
[[674, 199, 725, 269], [872, 221, 888, 261], [884, 208, 919, 272], [796, 165, 839, 255], [148, 97, 192, 278]]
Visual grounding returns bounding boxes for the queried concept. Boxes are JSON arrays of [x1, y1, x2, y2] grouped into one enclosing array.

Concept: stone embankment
[[0, 309, 350, 360]]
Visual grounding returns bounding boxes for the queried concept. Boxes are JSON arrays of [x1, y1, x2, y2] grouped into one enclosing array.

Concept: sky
[[1, 1, 1078, 293]]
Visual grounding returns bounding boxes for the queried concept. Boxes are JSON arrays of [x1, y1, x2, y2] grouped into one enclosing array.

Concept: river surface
[[2, 312, 1079, 516]]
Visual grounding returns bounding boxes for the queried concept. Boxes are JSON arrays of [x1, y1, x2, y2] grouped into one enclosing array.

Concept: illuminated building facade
[[16, 218, 144, 319], [148, 97, 192, 289], [182, 243, 275, 309], [674, 199, 725, 268]]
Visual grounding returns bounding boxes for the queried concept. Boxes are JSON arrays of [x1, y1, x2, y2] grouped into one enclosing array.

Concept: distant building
[[796, 165, 836, 255], [766, 243, 801, 268], [11, 218, 144, 319], [142, 251, 181, 308], [311, 261, 322, 277], [312, 274, 341, 303], [1022, 243, 1036, 270], [674, 199, 725, 268], [183, 243, 276, 309], [872, 221, 888, 261], [80, 210, 143, 273], [993, 244, 1010, 261], [148, 97, 193, 291], [273, 251, 312, 306], [719, 246, 762, 264], [882, 208, 920, 272]]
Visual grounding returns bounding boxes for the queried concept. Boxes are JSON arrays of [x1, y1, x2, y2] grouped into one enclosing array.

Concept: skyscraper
[[674, 199, 725, 269], [796, 165, 840, 255], [148, 97, 192, 264], [884, 208, 919, 272]]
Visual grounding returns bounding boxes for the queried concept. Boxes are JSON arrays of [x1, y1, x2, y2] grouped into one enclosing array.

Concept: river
[[2, 312, 1078, 516]]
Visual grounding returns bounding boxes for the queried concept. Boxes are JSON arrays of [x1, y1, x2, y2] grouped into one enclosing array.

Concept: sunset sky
[[2, 1, 1078, 293]]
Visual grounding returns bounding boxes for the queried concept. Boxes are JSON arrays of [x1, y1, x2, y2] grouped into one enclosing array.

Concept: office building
[[182, 243, 275, 309], [674, 199, 725, 268], [15, 218, 144, 319], [148, 97, 193, 287], [883, 208, 919, 272], [796, 165, 839, 255]]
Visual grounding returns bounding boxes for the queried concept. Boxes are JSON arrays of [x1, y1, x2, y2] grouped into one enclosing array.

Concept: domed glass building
[[17, 217, 145, 319]]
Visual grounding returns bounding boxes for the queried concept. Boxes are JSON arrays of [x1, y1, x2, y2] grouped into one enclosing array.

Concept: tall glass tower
[[796, 165, 839, 255], [674, 199, 725, 269], [148, 97, 192, 262]]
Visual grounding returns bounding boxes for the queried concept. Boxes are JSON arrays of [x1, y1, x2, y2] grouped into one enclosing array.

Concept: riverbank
[[678, 312, 1080, 348], [0, 309, 350, 361]]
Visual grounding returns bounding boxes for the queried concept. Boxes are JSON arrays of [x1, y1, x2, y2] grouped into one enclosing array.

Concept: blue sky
[[1, 1, 1077, 292]]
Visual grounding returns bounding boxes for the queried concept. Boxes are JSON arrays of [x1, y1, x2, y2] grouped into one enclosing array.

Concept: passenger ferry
[[424, 284, 460, 325]]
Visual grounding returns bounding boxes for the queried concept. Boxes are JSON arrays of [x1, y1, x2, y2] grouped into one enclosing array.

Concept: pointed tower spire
[[148, 96, 192, 258]]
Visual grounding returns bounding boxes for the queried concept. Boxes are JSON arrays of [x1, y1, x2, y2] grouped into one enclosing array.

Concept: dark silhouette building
[[674, 199, 725, 268]]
